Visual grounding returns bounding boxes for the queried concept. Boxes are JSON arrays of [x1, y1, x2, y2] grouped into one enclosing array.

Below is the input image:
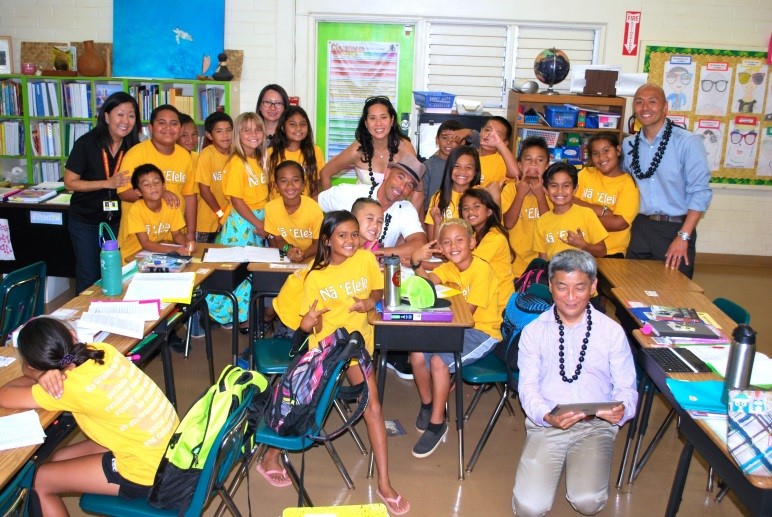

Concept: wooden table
[[633, 327, 772, 515], [368, 293, 474, 480], [597, 258, 703, 293]]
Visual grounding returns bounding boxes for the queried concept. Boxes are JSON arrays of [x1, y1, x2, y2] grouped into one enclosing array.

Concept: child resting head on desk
[[119, 163, 196, 263], [259, 210, 410, 515], [0, 317, 179, 515], [409, 218, 502, 459]]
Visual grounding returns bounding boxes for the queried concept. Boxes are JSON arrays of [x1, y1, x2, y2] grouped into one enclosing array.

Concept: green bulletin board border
[[643, 45, 771, 186]]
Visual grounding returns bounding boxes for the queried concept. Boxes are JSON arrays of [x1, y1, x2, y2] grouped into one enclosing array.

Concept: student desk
[[633, 327, 772, 516], [596, 258, 703, 295], [247, 260, 309, 340], [368, 293, 474, 480]]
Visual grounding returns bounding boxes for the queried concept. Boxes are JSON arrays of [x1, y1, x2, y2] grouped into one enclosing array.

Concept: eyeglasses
[[666, 72, 692, 85], [701, 79, 728, 92], [261, 100, 285, 109], [365, 95, 392, 104], [730, 130, 757, 145], [738, 72, 765, 85]]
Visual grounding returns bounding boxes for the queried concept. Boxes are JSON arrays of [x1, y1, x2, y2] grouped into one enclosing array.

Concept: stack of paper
[[0, 410, 45, 451], [124, 272, 196, 304], [203, 246, 281, 263], [683, 346, 772, 387], [77, 300, 163, 340]]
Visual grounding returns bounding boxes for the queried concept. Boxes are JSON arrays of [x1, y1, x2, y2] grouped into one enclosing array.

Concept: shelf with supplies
[[506, 92, 626, 165], [0, 74, 239, 184]]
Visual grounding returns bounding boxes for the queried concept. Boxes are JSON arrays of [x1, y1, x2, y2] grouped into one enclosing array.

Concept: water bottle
[[99, 222, 123, 296], [721, 324, 757, 405], [383, 255, 401, 310]]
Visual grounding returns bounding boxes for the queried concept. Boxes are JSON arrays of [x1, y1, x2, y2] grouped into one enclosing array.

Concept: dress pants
[[512, 418, 618, 517], [627, 215, 696, 279]]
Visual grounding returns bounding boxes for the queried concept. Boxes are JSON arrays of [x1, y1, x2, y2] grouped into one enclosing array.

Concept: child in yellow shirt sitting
[[120, 164, 195, 262], [533, 163, 608, 260], [409, 219, 502, 458]]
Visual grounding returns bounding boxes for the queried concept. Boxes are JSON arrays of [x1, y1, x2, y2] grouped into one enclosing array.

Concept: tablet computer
[[549, 401, 622, 417]]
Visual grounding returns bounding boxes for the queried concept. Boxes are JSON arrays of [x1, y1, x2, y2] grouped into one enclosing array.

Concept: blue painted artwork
[[113, 0, 225, 79]]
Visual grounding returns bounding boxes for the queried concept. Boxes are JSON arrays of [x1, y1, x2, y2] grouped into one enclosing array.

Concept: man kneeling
[[512, 249, 637, 516]]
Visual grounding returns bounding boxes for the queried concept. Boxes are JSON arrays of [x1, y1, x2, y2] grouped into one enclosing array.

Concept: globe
[[534, 48, 570, 94]]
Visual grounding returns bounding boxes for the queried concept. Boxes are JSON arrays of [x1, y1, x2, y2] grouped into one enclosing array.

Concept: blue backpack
[[492, 285, 553, 391]]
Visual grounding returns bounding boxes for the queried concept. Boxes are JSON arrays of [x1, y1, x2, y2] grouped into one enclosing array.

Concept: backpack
[[148, 365, 269, 515], [492, 285, 552, 391], [267, 328, 371, 440], [514, 258, 549, 294]]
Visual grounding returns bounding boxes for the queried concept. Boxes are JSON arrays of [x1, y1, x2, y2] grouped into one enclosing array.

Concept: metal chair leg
[[334, 400, 368, 455], [628, 380, 656, 484], [715, 484, 730, 503], [323, 440, 355, 490], [617, 376, 647, 488], [497, 383, 517, 417], [631, 408, 676, 482], [466, 385, 509, 473], [281, 450, 313, 507], [464, 384, 486, 421], [707, 467, 714, 492]]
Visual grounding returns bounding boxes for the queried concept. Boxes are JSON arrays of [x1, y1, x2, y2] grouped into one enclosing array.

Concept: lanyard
[[102, 148, 124, 180]]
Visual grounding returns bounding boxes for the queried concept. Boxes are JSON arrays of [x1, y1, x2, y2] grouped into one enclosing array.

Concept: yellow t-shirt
[[264, 196, 323, 250], [195, 145, 231, 232], [424, 189, 463, 225], [432, 256, 502, 340], [31, 343, 179, 485], [576, 167, 640, 256], [479, 152, 507, 186], [117, 141, 194, 244], [222, 155, 269, 219], [473, 228, 514, 313], [120, 199, 185, 262], [500, 181, 551, 277], [267, 146, 326, 198], [273, 266, 310, 330], [533, 204, 609, 259], [302, 249, 383, 354]]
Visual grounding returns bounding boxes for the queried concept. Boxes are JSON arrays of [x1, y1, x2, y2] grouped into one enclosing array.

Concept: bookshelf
[[0, 75, 239, 184]]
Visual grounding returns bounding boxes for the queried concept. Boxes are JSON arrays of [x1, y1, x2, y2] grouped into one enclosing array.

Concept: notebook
[[647, 319, 722, 340]]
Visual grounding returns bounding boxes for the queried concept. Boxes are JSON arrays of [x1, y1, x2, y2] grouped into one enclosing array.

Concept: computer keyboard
[[642, 347, 713, 373]]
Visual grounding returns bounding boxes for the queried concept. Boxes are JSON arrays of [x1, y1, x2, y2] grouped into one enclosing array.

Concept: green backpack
[[148, 365, 269, 514]]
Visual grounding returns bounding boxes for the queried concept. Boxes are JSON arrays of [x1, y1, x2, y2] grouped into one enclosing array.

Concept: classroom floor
[[56, 260, 769, 517]]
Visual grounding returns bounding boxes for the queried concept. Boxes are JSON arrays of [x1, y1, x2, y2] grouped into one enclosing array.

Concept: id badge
[[103, 200, 119, 211]]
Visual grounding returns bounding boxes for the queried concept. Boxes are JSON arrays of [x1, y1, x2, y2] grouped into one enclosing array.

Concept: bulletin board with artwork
[[644, 45, 771, 185]]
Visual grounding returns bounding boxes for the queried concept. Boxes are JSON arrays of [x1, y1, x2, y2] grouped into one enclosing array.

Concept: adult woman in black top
[[64, 92, 140, 292], [255, 84, 289, 147]]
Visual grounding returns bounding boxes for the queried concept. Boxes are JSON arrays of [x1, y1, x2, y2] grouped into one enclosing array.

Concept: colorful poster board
[[644, 45, 771, 185]]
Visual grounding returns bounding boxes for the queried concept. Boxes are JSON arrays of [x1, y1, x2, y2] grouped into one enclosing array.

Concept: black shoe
[[412, 422, 448, 458], [169, 333, 185, 353], [386, 358, 413, 380]]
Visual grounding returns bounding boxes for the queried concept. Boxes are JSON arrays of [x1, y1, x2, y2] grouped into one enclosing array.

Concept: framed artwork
[[0, 37, 12, 74], [112, 1, 224, 79]]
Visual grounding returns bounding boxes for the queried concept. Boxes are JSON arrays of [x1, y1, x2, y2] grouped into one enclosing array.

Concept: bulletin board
[[644, 45, 771, 185]]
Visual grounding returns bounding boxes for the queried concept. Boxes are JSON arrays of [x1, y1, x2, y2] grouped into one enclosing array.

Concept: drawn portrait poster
[[664, 59, 696, 112], [757, 128, 772, 177], [724, 116, 759, 169], [731, 61, 768, 115], [694, 120, 725, 171], [695, 64, 731, 116]]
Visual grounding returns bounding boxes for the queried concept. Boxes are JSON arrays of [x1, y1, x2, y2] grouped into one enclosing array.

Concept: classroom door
[[316, 22, 415, 165]]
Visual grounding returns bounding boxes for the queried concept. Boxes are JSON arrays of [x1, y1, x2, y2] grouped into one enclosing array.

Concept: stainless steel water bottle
[[383, 255, 401, 310], [721, 324, 757, 405]]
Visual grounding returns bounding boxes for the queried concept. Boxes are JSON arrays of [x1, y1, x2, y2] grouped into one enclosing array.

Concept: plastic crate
[[413, 90, 455, 109], [544, 105, 578, 128], [524, 114, 540, 124], [521, 128, 560, 148]]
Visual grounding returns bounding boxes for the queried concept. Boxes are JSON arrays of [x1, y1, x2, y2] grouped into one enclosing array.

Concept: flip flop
[[256, 463, 292, 488], [376, 488, 410, 515]]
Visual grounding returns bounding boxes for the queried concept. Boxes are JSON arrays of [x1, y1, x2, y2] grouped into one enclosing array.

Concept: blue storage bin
[[544, 105, 578, 128], [413, 91, 456, 109]]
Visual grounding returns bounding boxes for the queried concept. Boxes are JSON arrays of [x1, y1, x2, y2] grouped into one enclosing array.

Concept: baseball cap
[[387, 154, 426, 187], [401, 276, 451, 309]]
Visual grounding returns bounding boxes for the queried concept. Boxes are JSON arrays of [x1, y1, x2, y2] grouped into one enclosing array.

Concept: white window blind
[[425, 23, 509, 108], [513, 26, 599, 93]]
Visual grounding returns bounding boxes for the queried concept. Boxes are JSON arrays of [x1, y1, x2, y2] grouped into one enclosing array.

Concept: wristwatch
[[677, 231, 691, 241], [215, 209, 224, 218], [410, 260, 422, 270]]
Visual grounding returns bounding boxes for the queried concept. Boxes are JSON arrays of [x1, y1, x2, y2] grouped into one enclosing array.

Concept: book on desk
[[376, 300, 453, 322]]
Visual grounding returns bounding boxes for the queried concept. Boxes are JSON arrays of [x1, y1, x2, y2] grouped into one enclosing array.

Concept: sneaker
[[221, 322, 233, 330], [188, 316, 205, 339], [415, 405, 432, 433], [412, 422, 448, 458], [386, 360, 413, 380], [169, 333, 186, 354]]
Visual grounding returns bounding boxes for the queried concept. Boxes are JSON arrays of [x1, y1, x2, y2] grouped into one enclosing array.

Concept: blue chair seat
[[462, 353, 508, 384], [80, 494, 177, 517], [253, 338, 294, 375]]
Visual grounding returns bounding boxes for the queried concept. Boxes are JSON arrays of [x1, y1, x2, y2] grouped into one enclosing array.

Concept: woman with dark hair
[[256, 83, 290, 146], [0, 317, 178, 515], [319, 96, 420, 209], [64, 91, 141, 292]]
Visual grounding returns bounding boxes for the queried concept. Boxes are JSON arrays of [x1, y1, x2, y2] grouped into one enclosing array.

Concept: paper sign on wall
[[0, 218, 15, 261]]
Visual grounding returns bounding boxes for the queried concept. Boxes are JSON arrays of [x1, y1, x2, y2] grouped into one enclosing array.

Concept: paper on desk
[[0, 356, 15, 367], [124, 272, 195, 304], [435, 285, 461, 298], [203, 246, 281, 263], [683, 346, 772, 387], [78, 312, 145, 339], [88, 300, 160, 320], [0, 410, 46, 451]]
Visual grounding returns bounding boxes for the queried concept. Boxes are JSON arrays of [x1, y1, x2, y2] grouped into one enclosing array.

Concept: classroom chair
[[0, 460, 35, 515], [236, 347, 364, 507], [461, 353, 518, 473], [0, 261, 46, 344], [79, 387, 256, 517]]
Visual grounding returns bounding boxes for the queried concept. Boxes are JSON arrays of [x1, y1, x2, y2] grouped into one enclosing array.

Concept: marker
[[128, 334, 156, 355], [129, 354, 141, 361]]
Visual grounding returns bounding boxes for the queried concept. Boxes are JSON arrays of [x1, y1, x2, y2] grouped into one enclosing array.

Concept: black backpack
[[492, 285, 552, 391]]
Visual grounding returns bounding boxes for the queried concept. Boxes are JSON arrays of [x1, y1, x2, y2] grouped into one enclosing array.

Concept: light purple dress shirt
[[517, 305, 638, 427]]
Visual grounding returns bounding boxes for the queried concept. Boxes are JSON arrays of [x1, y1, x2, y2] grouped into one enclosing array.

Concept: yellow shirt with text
[[120, 198, 185, 262], [195, 145, 231, 232], [473, 228, 515, 312], [533, 204, 609, 259], [264, 195, 323, 250], [500, 182, 551, 277], [479, 152, 507, 186], [222, 155, 269, 219], [425, 189, 463, 225]]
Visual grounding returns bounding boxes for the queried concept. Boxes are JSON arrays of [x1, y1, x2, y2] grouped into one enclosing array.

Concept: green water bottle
[[99, 223, 122, 296]]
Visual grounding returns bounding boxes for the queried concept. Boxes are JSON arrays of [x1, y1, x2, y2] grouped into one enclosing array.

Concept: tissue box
[[455, 97, 483, 114], [586, 113, 620, 129]]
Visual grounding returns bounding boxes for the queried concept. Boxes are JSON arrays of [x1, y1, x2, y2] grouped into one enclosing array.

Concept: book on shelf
[[7, 189, 58, 203], [47, 192, 72, 205], [95, 83, 123, 111], [32, 181, 66, 192], [650, 305, 701, 323], [377, 301, 453, 322]]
